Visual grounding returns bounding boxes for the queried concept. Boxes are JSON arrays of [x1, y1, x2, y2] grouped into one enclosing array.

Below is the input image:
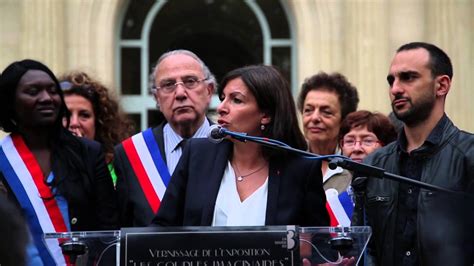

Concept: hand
[[69, 127, 83, 137], [315, 257, 356, 266], [302, 258, 312, 266], [300, 234, 356, 266], [300, 250, 356, 266]]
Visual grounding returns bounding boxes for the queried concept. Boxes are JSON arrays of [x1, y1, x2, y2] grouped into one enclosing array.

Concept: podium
[[299, 226, 371, 265], [44, 230, 120, 265], [44, 226, 371, 266]]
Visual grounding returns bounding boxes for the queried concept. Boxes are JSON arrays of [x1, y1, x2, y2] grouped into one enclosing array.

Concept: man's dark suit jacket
[[114, 123, 167, 227], [152, 139, 329, 227], [115, 119, 215, 227]]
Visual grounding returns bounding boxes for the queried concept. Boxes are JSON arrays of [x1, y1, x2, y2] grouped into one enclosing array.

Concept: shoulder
[[78, 136, 101, 150], [179, 139, 232, 168], [445, 129, 474, 164], [449, 129, 474, 148], [59, 131, 101, 155], [152, 122, 167, 136], [440, 116, 474, 148], [76, 137, 103, 158], [437, 118, 474, 152], [115, 125, 164, 150], [271, 154, 321, 173], [186, 138, 231, 152], [363, 141, 397, 165]]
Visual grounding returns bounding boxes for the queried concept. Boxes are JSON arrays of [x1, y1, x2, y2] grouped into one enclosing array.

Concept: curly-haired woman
[[59, 71, 134, 184]]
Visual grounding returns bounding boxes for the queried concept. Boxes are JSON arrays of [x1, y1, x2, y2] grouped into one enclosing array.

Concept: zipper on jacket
[[368, 196, 390, 203]]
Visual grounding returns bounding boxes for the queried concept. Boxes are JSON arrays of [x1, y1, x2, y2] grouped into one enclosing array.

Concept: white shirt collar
[[323, 166, 344, 183]]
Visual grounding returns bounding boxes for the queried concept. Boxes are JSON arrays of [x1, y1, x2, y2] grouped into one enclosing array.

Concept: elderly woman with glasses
[[325, 110, 397, 226], [340, 110, 397, 163]]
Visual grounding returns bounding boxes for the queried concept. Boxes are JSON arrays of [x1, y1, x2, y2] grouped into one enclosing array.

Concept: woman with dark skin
[[0, 60, 118, 265]]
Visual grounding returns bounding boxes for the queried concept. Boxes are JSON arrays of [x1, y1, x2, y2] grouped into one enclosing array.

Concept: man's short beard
[[392, 92, 435, 127]]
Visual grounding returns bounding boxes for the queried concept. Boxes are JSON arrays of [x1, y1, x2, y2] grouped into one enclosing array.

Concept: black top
[[152, 138, 329, 227], [395, 115, 447, 265], [0, 136, 119, 231]]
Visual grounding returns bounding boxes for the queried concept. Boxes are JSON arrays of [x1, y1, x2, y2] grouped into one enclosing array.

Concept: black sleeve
[[83, 139, 120, 230], [150, 140, 191, 226], [113, 144, 134, 227], [302, 159, 329, 226], [350, 175, 367, 226]]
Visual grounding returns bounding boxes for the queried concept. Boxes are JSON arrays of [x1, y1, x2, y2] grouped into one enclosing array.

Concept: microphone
[[207, 125, 226, 143]]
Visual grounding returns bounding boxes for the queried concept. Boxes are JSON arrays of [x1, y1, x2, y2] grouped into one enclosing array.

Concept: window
[[118, 0, 294, 130]]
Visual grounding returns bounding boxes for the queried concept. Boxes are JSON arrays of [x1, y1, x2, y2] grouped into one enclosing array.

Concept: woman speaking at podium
[[152, 65, 329, 227]]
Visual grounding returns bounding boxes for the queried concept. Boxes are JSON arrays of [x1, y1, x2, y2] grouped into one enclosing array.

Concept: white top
[[212, 161, 268, 226], [323, 166, 344, 183], [322, 147, 343, 183]]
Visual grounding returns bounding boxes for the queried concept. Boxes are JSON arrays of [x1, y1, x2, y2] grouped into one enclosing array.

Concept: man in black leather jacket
[[352, 42, 474, 266]]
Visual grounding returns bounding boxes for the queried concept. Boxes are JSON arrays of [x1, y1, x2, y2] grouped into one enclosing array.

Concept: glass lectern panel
[[44, 226, 371, 266], [299, 226, 372, 265], [44, 230, 120, 266]]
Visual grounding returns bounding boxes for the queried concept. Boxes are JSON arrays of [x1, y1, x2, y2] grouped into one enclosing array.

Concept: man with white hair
[[115, 50, 216, 226]]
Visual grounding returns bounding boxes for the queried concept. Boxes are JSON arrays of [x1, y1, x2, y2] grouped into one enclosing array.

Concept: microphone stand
[[327, 157, 462, 195], [221, 128, 473, 257], [222, 129, 469, 197]]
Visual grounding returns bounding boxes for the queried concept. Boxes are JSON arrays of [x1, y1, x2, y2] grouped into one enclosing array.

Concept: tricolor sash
[[325, 188, 354, 227], [0, 134, 68, 265], [122, 128, 171, 213]]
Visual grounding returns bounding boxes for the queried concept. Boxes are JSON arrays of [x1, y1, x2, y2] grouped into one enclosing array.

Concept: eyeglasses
[[60, 81, 74, 91], [342, 138, 381, 148], [60, 81, 96, 99], [153, 77, 208, 94]]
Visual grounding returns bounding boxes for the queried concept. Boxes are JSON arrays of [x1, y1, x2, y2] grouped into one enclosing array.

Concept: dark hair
[[218, 65, 307, 158], [397, 42, 453, 79], [297, 72, 359, 121], [0, 60, 92, 204], [339, 110, 397, 146], [59, 71, 134, 159], [0, 59, 70, 133]]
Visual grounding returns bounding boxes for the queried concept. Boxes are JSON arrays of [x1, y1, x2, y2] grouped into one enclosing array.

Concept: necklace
[[233, 162, 266, 182]]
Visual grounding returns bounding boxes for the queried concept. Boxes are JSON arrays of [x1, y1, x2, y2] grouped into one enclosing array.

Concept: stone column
[[20, 0, 66, 72]]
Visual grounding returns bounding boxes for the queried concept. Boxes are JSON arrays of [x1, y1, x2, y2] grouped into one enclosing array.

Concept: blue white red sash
[[122, 128, 171, 213], [325, 188, 354, 227], [0, 134, 68, 265]]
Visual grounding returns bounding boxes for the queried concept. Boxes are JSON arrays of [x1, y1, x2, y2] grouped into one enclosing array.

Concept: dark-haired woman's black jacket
[[59, 137, 119, 231], [0, 137, 119, 231], [152, 138, 329, 227]]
